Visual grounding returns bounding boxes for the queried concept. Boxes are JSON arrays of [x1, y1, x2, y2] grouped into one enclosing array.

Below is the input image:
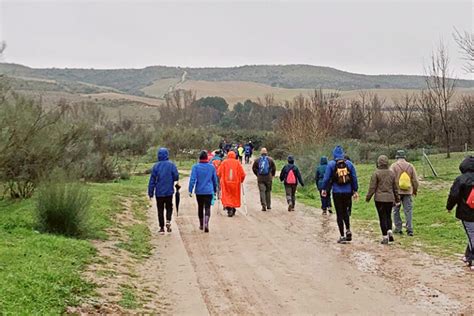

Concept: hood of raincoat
[[459, 155, 474, 173], [228, 151, 237, 159], [287, 155, 295, 164], [377, 155, 389, 169], [332, 146, 345, 160], [320, 156, 328, 165], [158, 148, 169, 161]]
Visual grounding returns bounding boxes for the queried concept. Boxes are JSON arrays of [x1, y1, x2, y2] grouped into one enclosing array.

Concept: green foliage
[[193, 96, 229, 113], [36, 180, 92, 238]]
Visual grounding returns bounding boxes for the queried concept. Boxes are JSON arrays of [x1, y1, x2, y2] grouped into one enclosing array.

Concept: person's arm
[[365, 172, 377, 202], [350, 162, 359, 193], [315, 168, 320, 189], [252, 158, 259, 176], [321, 162, 333, 191], [147, 166, 157, 198], [446, 177, 461, 211], [411, 165, 419, 195], [392, 173, 400, 204], [211, 168, 218, 194], [279, 166, 287, 182], [270, 158, 277, 177], [188, 166, 197, 195], [172, 164, 179, 182], [296, 167, 304, 187]]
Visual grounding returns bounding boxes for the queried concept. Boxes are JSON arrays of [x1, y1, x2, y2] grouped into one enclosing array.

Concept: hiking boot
[[327, 208, 333, 214], [407, 231, 414, 237], [394, 229, 403, 235], [381, 237, 389, 245], [288, 205, 292, 212], [159, 227, 165, 235], [199, 225, 203, 230], [232, 208, 236, 216], [166, 222, 172, 233], [204, 216, 210, 233], [261, 206, 267, 212], [204, 227, 209, 233], [345, 231, 352, 242], [267, 206, 272, 210], [337, 236, 347, 244], [227, 209, 233, 217], [322, 209, 327, 215], [388, 230, 394, 242]]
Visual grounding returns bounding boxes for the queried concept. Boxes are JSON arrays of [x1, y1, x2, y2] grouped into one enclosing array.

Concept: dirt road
[[156, 164, 473, 315]]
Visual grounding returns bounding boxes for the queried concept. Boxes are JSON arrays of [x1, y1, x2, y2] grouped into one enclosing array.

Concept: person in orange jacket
[[217, 151, 246, 217]]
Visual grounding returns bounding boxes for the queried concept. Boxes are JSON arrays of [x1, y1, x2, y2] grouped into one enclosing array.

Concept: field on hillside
[[143, 78, 474, 106]]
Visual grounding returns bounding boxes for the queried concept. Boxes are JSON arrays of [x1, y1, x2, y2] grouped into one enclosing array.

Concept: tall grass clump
[[35, 180, 91, 238]]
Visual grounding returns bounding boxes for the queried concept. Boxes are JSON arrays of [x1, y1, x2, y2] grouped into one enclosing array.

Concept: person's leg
[[156, 197, 165, 230], [203, 194, 212, 232], [392, 197, 403, 233], [375, 201, 387, 236], [342, 194, 352, 239], [265, 180, 272, 209], [196, 195, 204, 229], [285, 185, 292, 211], [403, 195, 413, 234], [291, 185, 296, 209], [165, 195, 173, 232], [319, 190, 326, 210], [258, 181, 267, 210], [462, 221, 474, 265], [333, 194, 345, 237]]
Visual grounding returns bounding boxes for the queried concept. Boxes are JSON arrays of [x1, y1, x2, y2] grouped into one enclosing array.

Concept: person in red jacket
[[217, 151, 246, 217]]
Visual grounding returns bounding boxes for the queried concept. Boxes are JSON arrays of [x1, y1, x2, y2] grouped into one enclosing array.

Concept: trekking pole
[[242, 183, 248, 216]]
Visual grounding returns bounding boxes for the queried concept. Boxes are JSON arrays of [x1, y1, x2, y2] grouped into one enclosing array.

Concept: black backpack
[[333, 159, 351, 185]]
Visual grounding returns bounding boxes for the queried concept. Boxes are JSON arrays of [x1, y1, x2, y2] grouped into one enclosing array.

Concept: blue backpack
[[258, 156, 270, 175], [244, 145, 251, 155]]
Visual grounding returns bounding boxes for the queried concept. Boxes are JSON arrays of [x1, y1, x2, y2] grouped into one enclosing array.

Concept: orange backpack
[[467, 187, 474, 210]]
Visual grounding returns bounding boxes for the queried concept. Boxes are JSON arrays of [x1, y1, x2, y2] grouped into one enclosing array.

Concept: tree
[[392, 93, 417, 126], [424, 42, 456, 158], [453, 28, 473, 73], [192, 96, 229, 113]]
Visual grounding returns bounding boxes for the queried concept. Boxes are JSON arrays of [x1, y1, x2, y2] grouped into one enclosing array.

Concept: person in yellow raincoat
[[217, 151, 246, 217]]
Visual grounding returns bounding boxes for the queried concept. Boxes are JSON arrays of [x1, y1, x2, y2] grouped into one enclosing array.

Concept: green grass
[[0, 175, 151, 314], [274, 151, 472, 257], [118, 284, 141, 309]]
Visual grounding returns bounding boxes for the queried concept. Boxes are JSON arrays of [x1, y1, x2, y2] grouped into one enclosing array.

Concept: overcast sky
[[0, 0, 472, 78]]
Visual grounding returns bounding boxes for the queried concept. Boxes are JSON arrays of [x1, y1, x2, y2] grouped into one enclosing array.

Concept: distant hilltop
[[1, 63, 473, 98]]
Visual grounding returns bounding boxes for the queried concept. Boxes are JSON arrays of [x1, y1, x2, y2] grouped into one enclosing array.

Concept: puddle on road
[[350, 251, 378, 274]]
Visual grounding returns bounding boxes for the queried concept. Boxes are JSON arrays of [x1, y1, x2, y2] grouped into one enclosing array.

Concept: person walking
[[252, 147, 277, 212], [446, 155, 474, 271], [279, 155, 304, 212], [217, 151, 246, 217], [366, 155, 400, 244], [321, 146, 359, 243], [210, 150, 224, 199], [237, 144, 244, 164], [390, 150, 419, 236], [189, 151, 218, 233], [244, 143, 252, 164], [148, 147, 179, 235], [316, 156, 332, 215]]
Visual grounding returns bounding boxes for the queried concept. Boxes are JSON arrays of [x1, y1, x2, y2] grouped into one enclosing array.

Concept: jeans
[[462, 221, 474, 265], [393, 194, 413, 233], [285, 184, 297, 207], [156, 196, 173, 229], [245, 155, 251, 164], [258, 180, 272, 208], [319, 189, 332, 210], [196, 194, 212, 227], [375, 201, 393, 236], [333, 193, 352, 236]]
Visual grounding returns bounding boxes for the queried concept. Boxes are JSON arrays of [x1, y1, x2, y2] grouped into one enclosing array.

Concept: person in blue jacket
[[189, 150, 218, 233], [148, 148, 179, 235], [316, 156, 332, 215], [321, 146, 359, 243]]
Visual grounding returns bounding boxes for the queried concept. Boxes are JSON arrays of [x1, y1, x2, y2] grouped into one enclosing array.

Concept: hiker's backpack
[[399, 169, 412, 191], [467, 186, 474, 210], [286, 167, 297, 185], [258, 156, 270, 175], [245, 146, 251, 155], [333, 159, 351, 185]]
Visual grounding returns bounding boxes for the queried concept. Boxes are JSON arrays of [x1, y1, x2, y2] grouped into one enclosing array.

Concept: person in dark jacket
[[148, 148, 179, 235], [316, 156, 332, 215], [366, 155, 400, 244], [280, 155, 305, 212], [446, 155, 474, 271], [189, 150, 218, 233], [252, 148, 277, 212], [321, 146, 359, 244]]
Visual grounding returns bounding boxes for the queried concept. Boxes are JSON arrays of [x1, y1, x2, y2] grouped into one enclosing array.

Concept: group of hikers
[[219, 140, 254, 164], [148, 145, 474, 271]]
